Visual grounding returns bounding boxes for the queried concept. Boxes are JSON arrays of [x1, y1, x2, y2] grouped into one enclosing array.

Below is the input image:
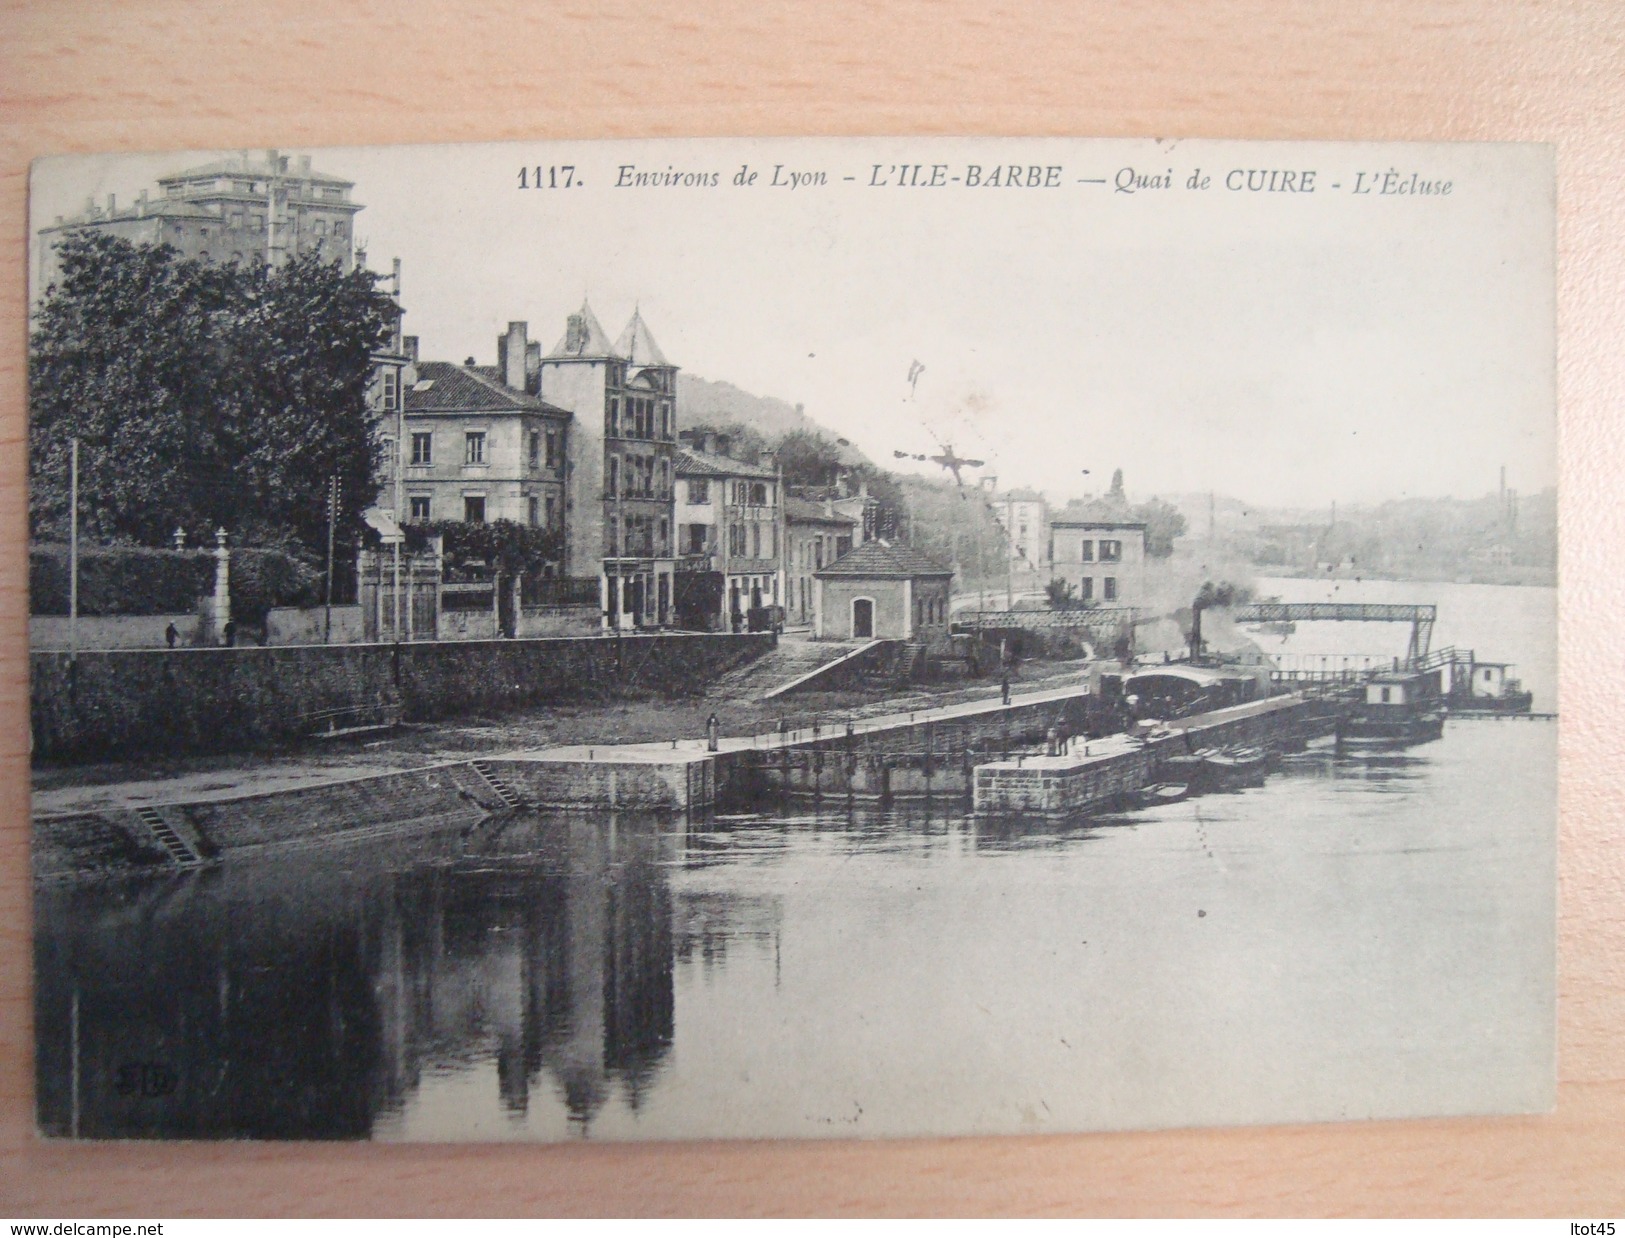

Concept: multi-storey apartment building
[[538, 302, 679, 629], [674, 434, 784, 630], [785, 497, 857, 629], [392, 329, 569, 533], [1047, 504, 1147, 606], [35, 149, 362, 291], [988, 484, 1050, 575]]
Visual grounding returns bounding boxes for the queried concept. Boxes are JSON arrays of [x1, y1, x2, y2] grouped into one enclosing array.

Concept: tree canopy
[[1138, 496, 1188, 558], [29, 232, 397, 556]]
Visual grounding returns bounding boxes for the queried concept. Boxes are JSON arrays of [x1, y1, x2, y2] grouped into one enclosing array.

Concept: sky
[[30, 137, 1556, 510]]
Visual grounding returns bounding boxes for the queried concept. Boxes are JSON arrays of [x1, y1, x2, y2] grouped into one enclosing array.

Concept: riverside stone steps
[[470, 759, 526, 811], [134, 806, 204, 868]]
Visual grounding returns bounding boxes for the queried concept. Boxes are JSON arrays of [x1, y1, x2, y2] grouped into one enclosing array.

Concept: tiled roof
[[1051, 499, 1146, 528], [674, 448, 778, 480], [405, 361, 565, 414], [784, 496, 858, 525], [815, 540, 953, 579], [614, 309, 671, 368], [545, 300, 619, 360]]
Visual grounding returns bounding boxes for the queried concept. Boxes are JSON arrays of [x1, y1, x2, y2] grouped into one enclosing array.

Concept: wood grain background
[[2, 0, 1621, 1216]]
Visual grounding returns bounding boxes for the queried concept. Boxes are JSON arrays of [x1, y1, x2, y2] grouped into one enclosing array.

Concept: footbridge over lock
[[1233, 601, 1437, 666]]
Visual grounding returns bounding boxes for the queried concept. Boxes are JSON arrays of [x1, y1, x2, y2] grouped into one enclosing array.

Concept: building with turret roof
[[537, 301, 680, 629]]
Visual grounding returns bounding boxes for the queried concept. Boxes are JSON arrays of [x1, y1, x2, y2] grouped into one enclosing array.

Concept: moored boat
[[1134, 781, 1192, 808], [1339, 669, 1446, 744]]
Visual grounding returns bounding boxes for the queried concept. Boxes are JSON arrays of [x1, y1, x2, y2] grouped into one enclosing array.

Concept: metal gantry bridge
[[1232, 602, 1437, 663], [953, 599, 1440, 674]]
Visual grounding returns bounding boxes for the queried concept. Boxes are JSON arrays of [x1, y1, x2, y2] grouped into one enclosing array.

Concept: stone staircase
[[706, 638, 869, 702], [133, 805, 206, 868], [894, 641, 927, 683], [469, 759, 527, 812]]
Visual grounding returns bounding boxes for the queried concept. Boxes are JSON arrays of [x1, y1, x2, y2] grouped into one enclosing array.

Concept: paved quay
[[31, 669, 1094, 818]]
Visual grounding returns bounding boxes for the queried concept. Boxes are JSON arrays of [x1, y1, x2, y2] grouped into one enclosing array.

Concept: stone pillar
[[211, 527, 231, 645]]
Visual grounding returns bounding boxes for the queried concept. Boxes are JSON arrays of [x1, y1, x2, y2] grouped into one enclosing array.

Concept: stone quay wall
[[31, 633, 773, 763], [716, 690, 1085, 802]]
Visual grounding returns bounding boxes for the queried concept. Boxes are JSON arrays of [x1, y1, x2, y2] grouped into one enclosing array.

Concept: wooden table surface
[[1, 0, 1621, 1217]]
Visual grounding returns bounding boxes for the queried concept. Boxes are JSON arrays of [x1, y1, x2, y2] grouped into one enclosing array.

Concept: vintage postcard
[[26, 137, 1555, 1141]]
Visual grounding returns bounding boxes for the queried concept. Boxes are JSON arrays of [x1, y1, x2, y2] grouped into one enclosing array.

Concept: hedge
[[30, 543, 320, 621]]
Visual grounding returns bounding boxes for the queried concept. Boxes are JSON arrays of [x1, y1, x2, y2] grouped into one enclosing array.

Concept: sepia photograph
[[25, 136, 1556, 1143]]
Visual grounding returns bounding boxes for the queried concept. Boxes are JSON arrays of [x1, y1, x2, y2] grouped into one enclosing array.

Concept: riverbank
[[32, 658, 1093, 819]]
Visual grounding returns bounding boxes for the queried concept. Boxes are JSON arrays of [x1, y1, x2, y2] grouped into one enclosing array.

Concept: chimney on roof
[[106, 194, 116, 215], [465, 356, 477, 367], [403, 336, 419, 363], [266, 148, 279, 171], [825, 497, 835, 517], [564, 312, 586, 353], [498, 321, 528, 391], [525, 341, 541, 393], [298, 154, 312, 172], [702, 432, 718, 455], [716, 434, 732, 459]]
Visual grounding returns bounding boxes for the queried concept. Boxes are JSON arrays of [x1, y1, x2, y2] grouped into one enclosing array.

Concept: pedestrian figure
[[778, 717, 790, 747], [164, 622, 179, 649], [1000, 673, 1011, 706], [223, 619, 236, 647], [706, 712, 721, 753]]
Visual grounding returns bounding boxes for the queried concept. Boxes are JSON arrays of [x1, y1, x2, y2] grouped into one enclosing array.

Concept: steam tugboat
[[1337, 669, 1446, 745], [1441, 656, 1535, 715]]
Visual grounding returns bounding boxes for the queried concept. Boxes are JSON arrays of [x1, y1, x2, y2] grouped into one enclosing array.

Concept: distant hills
[[677, 374, 873, 467], [675, 376, 1555, 587]]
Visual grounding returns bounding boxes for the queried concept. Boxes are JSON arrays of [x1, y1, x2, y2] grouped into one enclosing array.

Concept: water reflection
[[35, 720, 1552, 1141], [37, 814, 683, 1139]]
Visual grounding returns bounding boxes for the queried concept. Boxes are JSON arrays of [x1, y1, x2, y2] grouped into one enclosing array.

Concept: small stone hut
[[813, 541, 954, 643]]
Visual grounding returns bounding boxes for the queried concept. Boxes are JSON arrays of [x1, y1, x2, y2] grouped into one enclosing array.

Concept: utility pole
[[391, 258, 403, 643], [324, 474, 337, 644], [68, 437, 79, 659]]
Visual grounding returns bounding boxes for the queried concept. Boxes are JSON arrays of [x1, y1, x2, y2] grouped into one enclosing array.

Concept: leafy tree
[[1136, 496, 1188, 558], [1045, 577, 1077, 608], [30, 232, 396, 556], [403, 519, 564, 577], [1108, 468, 1125, 500], [774, 429, 845, 489]]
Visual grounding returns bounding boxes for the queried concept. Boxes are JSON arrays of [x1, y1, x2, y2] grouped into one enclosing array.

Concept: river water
[[34, 579, 1557, 1141]]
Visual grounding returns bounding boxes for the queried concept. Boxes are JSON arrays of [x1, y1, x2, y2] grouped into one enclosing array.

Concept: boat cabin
[[1466, 661, 1511, 698], [1365, 670, 1435, 707]]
